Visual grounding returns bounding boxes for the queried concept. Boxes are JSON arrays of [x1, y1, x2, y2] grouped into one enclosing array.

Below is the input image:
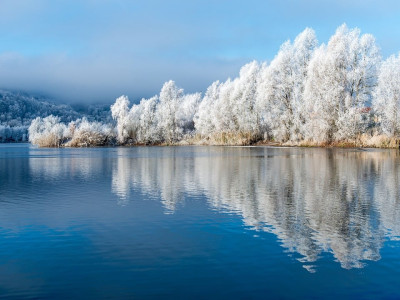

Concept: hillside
[[0, 90, 111, 142]]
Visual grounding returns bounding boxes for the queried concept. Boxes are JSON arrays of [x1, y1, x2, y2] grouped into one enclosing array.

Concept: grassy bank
[[29, 131, 400, 149]]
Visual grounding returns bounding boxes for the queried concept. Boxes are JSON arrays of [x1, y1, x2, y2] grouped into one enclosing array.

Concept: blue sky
[[0, 0, 400, 103]]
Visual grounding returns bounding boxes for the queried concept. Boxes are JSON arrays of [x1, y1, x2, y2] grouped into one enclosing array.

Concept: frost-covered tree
[[257, 28, 317, 142], [0, 125, 28, 142], [258, 43, 293, 141], [110, 95, 130, 143], [194, 81, 220, 136], [291, 28, 318, 140], [304, 24, 380, 142], [110, 95, 160, 145], [195, 61, 261, 142], [66, 118, 115, 147], [373, 54, 400, 136], [108, 81, 199, 145], [137, 96, 159, 143], [212, 79, 235, 134], [28, 115, 68, 147], [29, 116, 116, 147], [231, 61, 261, 134], [156, 80, 184, 143], [177, 92, 201, 132]]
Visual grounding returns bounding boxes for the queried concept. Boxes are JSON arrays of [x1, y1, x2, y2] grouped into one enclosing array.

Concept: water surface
[[1, 144, 400, 298]]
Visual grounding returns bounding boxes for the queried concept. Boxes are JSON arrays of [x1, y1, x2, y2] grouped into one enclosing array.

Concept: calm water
[[1, 144, 400, 299]]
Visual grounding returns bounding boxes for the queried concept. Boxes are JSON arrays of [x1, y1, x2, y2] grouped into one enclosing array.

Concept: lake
[[1, 144, 400, 299]]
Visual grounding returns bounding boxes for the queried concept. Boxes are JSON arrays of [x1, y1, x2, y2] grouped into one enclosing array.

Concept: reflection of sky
[[1, 0, 400, 102], [1, 144, 400, 297]]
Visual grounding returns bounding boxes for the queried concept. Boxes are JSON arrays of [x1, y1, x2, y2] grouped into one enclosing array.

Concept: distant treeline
[[29, 24, 400, 148], [0, 90, 112, 142]]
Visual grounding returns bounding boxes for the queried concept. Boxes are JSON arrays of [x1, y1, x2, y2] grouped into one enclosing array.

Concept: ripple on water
[[1, 144, 400, 298]]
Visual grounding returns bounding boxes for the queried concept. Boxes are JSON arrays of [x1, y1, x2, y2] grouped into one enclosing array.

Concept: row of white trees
[[29, 116, 114, 147], [195, 24, 382, 144], [29, 24, 400, 147], [110, 82, 201, 144]]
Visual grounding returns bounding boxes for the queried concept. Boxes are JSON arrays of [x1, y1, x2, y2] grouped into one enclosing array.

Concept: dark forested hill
[[2, 90, 78, 126], [0, 90, 112, 142]]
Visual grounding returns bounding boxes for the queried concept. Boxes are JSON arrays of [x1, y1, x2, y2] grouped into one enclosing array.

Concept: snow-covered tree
[[110, 95, 160, 145], [195, 61, 261, 142], [291, 28, 319, 140], [29, 116, 116, 147], [137, 96, 159, 144], [304, 24, 380, 142], [28, 115, 68, 147], [108, 81, 199, 145], [156, 80, 184, 143], [373, 54, 400, 136], [177, 92, 201, 133], [66, 118, 115, 147], [231, 61, 261, 134], [194, 81, 221, 136], [256, 28, 317, 142], [111, 95, 130, 143], [0, 125, 28, 142], [212, 78, 235, 134]]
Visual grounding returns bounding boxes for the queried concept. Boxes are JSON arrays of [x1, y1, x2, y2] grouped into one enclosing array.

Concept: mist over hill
[[0, 90, 112, 142]]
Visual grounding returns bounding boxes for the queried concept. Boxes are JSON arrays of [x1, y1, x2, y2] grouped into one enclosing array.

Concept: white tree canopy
[[373, 53, 400, 136], [303, 24, 380, 142]]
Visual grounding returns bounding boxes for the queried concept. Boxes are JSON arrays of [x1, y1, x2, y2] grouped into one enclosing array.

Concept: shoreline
[[11, 140, 400, 150]]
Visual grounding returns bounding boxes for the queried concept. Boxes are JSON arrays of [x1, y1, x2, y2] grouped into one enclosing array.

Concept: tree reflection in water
[[110, 147, 400, 271]]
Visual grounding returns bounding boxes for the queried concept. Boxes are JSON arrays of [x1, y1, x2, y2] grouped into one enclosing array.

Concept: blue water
[[1, 144, 400, 299]]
